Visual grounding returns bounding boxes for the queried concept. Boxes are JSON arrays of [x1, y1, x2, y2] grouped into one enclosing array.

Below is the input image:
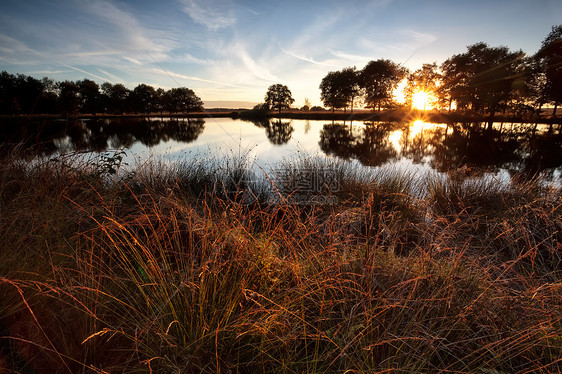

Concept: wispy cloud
[[329, 50, 372, 66], [97, 68, 124, 83], [25, 69, 74, 75], [83, 0, 173, 60], [124, 57, 143, 66], [148, 67, 243, 88], [0, 33, 47, 64], [243, 6, 259, 16], [61, 63, 114, 82], [174, 53, 212, 65], [0, 34, 38, 53], [281, 48, 342, 68], [400, 29, 437, 45], [65, 50, 120, 58], [219, 42, 281, 83], [179, 0, 236, 31]]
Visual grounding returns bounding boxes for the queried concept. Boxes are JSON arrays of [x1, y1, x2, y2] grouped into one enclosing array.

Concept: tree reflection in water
[[0, 118, 560, 181], [242, 118, 294, 145], [319, 120, 562, 180], [320, 121, 401, 166], [0, 117, 205, 157]]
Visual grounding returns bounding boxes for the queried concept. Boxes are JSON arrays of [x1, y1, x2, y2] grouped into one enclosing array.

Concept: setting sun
[[412, 90, 431, 110]]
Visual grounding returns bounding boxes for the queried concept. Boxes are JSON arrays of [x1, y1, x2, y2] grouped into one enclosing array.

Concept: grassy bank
[[0, 151, 560, 373], [236, 108, 562, 124], [3, 109, 561, 125]]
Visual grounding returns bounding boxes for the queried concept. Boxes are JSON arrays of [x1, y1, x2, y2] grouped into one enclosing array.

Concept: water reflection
[[0, 117, 205, 157], [318, 120, 562, 181], [319, 121, 400, 166], [0, 118, 560, 182], [241, 118, 294, 145]]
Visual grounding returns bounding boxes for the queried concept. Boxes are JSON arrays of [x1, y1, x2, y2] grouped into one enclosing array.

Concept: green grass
[[0, 151, 560, 373]]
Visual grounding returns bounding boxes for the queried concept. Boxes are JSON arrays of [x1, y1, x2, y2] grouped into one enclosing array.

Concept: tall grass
[[0, 151, 560, 373]]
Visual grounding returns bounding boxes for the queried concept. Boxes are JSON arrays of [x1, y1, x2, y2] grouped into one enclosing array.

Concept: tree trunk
[[531, 122, 537, 137], [487, 106, 496, 131], [553, 104, 558, 116]]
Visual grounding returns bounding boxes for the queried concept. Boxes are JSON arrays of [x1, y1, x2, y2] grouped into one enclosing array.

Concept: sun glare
[[393, 78, 408, 104], [412, 90, 431, 110], [411, 119, 425, 138]]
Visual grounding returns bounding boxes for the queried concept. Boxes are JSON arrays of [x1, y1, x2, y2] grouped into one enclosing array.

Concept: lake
[[1, 116, 561, 186]]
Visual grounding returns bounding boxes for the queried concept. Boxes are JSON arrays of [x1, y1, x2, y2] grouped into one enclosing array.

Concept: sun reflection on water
[[388, 130, 402, 151]]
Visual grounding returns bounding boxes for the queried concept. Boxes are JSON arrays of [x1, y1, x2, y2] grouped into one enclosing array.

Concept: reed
[[0, 151, 560, 373]]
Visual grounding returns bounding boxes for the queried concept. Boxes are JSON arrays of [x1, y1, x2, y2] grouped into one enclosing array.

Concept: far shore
[[0, 109, 561, 125]]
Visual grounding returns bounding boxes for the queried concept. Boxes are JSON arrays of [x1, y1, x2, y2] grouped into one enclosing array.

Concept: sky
[[1, 0, 561, 108]]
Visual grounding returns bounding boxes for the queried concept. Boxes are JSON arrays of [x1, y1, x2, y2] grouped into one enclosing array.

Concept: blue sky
[[1, 0, 560, 107]]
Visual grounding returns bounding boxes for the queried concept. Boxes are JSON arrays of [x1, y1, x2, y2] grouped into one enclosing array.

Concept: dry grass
[[0, 152, 560, 373]]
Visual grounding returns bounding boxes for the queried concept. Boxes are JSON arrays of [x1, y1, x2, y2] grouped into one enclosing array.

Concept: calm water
[[1, 117, 561, 185]]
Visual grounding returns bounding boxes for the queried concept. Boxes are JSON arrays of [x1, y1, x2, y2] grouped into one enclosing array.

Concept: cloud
[[0, 33, 46, 64], [174, 53, 212, 65], [221, 42, 280, 83], [25, 69, 74, 75], [179, 0, 236, 30], [65, 50, 121, 58], [61, 63, 114, 82], [148, 67, 243, 88], [124, 57, 143, 65], [329, 50, 372, 65], [83, 0, 173, 59], [281, 48, 342, 68], [400, 29, 437, 45], [97, 68, 125, 83]]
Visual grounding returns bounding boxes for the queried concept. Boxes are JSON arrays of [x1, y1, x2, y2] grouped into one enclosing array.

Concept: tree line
[[0, 74, 203, 116], [263, 25, 561, 118], [2, 25, 560, 118], [317, 25, 561, 117]]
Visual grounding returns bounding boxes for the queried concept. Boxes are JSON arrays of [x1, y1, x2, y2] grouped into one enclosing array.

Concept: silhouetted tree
[[36, 77, 58, 114], [440, 43, 525, 121], [440, 54, 471, 111], [320, 67, 361, 112], [101, 83, 130, 114], [320, 71, 348, 112], [535, 25, 562, 115], [131, 84, 157, 115], [359, 59, 407, 111], [154, 87, 166, 115], [265, 84, 294, 114], [78, 79, 100, 114], [338, 67, 361, 112], [58, 81, 80, 115], [18, 74, 47, 114], [406, 63, 441, 110], [525, 57, 549, 111], [166, 87, 204, 114], [0, 71, 17, 113], [0, 72, 49, 114]]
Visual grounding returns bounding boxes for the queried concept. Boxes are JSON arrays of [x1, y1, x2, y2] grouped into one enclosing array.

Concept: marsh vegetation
[[0, 150, 560, 373]]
